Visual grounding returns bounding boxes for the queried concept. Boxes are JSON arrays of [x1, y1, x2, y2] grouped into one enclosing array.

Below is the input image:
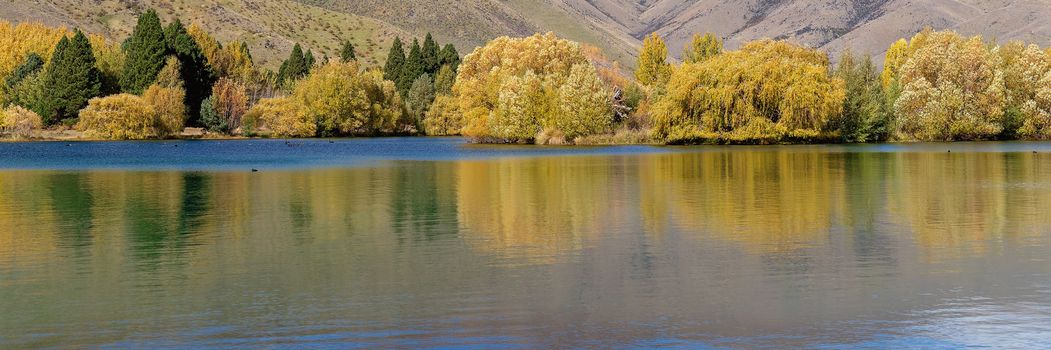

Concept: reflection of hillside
[[639, 150, 847, 254], [889, 152, 1051, 261], [456, 157, 614, 265]]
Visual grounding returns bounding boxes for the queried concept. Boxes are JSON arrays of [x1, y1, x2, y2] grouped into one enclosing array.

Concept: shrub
[[143, 83, 186, 137], [1, 105, 43, 138], [242, 97, 315, 137], [76, 94, 158, 140]]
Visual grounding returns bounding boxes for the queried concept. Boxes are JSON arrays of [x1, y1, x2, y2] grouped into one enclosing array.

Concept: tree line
[[426, 29, 1051, 144], [5, 12, 1051, 144], [0, 10, 461, 139]]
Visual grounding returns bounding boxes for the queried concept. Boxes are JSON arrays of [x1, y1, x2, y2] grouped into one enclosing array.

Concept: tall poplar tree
[[40, 30, 102, 124], [383, 37, 405, 83], [635, 32, 670, 86], [121, 9, 168, 94]]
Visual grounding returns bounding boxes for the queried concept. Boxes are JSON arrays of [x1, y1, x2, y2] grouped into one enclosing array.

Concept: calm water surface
[[2, 138, 1051, 348]]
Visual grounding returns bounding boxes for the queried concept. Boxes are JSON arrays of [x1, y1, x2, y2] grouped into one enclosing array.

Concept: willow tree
[[894, 31, 1005, 141], [653, 39, 845, 143], [635, 32, 670, 86], [453, 32, 611, 142]]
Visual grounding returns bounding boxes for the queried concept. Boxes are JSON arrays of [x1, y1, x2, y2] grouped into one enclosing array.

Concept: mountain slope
[[0, 0, 411, 68], [551, 0, 1051, 62]]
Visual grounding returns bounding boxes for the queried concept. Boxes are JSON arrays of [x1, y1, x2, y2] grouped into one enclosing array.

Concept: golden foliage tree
[[242, 97, 315, 138], [552, 63, 612, 139], [423, 94, 462, 135], [653, 39, 844, 143], [1, 105, 42, 138], [76, 94, 158, 140], [894, 31, 1005, 141], [997, 41, 1051, 139], [186, 24, 254, 82], [211, 77, 249, 132], [682, 33, 723, 64], [290, 61, 403, 136], [453, 32, 611, 142], [143, 84, 186, 137], [881, 39, 909, 88], [634, 32, 670, 86]]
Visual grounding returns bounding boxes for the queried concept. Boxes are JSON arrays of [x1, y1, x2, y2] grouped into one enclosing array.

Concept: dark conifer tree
[[340, 40, 356, 62], [120, 9, 168, 94], [4, 53, 44, 88], [383, 37, 405, 83], [277, 44, 309, 85], [398, 39, 424, 96], [40, 30, 102, 124], [438, 43, 461, 72], [421, 33, 440, 74], [164, 19, 216, 125], [304, 50, 316, 68], [239, 42, 253, 62]]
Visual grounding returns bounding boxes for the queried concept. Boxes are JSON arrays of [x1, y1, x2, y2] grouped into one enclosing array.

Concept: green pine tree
[[164, 19, 216, 125], [277, 44, 309, 85], [398, 39, 424, 96], [239, 42, 252, 62], [383, 37, 405, 83], [340, 40, 356, 62], [39, 30, 102, 124], [438, 43, 460, 72], [5, 53, 44, 88], [305, 50, 316, 68], [120, 9, 168, 94], [422, 33, 440, 74]]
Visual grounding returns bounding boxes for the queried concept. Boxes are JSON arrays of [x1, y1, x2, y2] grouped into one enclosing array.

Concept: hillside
[[2, 0, 1051, 68], [0, 0, 411, 68], [552, 0, 1051, 62]]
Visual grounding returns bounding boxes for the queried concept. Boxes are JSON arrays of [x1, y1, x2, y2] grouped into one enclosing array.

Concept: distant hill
[[4, 0, 1051, 68]]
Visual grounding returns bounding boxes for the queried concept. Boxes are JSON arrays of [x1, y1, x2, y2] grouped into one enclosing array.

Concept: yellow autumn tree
[[242, 62, 402, 137], [552, 63, 613, 139], [0, 21, 124, 98], [454, 32, 612, 143], [682, 33, 723, 64], [211, 77, 249, 132], [894, 31, 1005, 141], [653, 39, 845, 143], [242, 97, 315, 138], [1, 105, 42, 138], [635, 32, 670, 86], [186, 24, 254, 82], [76, 94, 158, 140], [423, 95, 462, 135], [881, 38, 908, 88], [997, 41, 1051, 139]]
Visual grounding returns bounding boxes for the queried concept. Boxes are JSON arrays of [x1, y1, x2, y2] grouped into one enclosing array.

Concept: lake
[[2, 138, 1051, 348]]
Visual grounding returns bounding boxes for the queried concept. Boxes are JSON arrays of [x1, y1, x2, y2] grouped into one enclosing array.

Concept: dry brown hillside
[[553, 0, 1051, 62], [3, 0, 1050, 68]]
